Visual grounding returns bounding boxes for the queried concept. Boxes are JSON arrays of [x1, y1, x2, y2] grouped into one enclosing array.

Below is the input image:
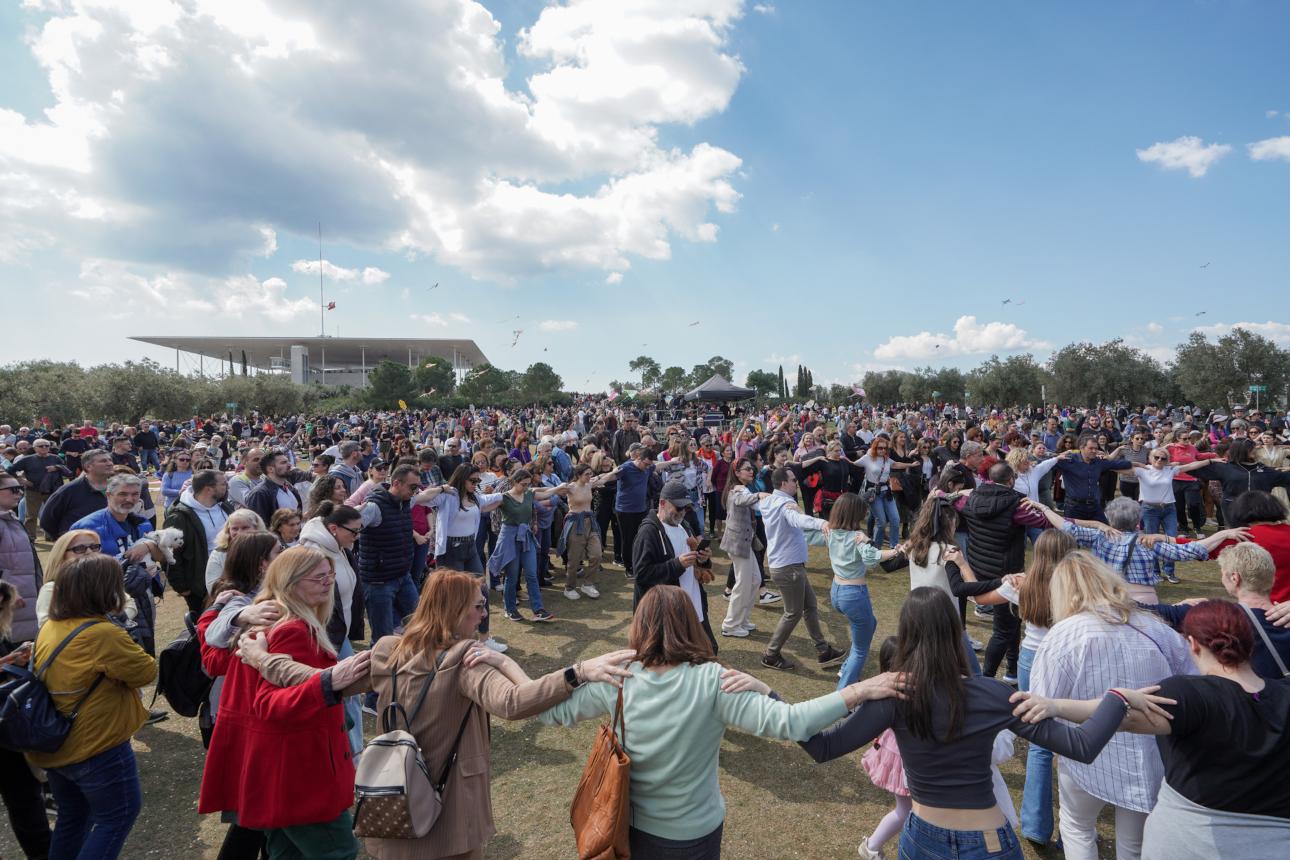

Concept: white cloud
[[1194, 320, 1290, 348], [290, 259, 390, 284], [449, 311, 471, 323], [771, 222, 779, 232], [752, 3, 776, 14], [1248, 136, 1290, 163], [764, 352, 800, 365], [1135, 136, 1231, 177], [1145, 321, 1163, 334], [873, 315, 1048, 361], [0, 0, 748, 288], [69, 258, 313, 322], [605, 271, 623, 284], [411, 313, 450, 327], [1267, 110, 1280, 119], [539, 319, 578, 332]]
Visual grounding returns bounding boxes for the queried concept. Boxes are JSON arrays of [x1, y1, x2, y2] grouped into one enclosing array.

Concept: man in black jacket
[[37, 448, 112, 539], [164, 469, 234, 614], [244, 449, 301, 526], [632, 480, 715, 650], [6, 438, 71, 539], [954, 462, 1050, 682], [610, 413, 642, 463]]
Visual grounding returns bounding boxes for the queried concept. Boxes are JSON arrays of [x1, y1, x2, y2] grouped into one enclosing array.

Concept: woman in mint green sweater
[[537, 585, 903, 858]]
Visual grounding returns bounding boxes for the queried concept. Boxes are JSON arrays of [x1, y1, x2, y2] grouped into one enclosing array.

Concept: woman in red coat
[[199, 546, 368, 859]]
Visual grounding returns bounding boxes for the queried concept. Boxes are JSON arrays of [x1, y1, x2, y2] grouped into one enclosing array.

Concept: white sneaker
[[857, 840, 884, 859], [563, 588, 581, 600], [579, 584, 600, 599], [721, 627, 750, 638], [758, 590, 782, 605], [969, 636, 985, 651], [484, 637, 508, 653], [744, 622, 756, 631]]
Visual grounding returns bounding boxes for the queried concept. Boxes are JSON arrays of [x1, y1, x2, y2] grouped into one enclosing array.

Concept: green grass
[[3, 525, 1229, 859]]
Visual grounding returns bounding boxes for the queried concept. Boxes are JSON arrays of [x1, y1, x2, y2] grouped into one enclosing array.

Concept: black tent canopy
[[683, 374, 756, 402]]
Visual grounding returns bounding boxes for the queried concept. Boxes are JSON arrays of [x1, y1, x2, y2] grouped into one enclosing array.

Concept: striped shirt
[[1031, 611, 1195, 812]]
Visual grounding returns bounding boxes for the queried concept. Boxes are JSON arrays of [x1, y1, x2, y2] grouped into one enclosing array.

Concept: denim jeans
[[361, 573, 420, 642], [899, 812, 1022, 859], [408, 540, 431, 590], [337, 639, 364, 757], [139, 448, 161, 472], [831, 582, 877, 689], [536, 525, 553, 582], [871, 491, 900, 549], [1016, 645, 1054, 843], [46, 740, 142, 860], [438, 538, 489, 636], [503, 538, 544, 615], [1140, 503, 1178, 575]]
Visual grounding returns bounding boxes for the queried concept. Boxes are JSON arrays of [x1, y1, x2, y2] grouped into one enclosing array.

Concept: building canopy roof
[[130, 335, 488, 369]]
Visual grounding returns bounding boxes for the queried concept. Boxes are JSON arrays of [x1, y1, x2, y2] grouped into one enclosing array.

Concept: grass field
[[2, 515, 1229, 859]]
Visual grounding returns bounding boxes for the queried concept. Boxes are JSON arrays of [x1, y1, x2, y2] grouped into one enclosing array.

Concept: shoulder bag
[[570, 687, 631, 860]]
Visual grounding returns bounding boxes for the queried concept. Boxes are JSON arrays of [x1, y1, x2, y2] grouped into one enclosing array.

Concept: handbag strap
[[612, 685, 626, 746], [381, 653, 443, 734], [1240, 604, 1290, 678], [34, 620, 103, 680], [434, 701, 476, 792], [1119, 534, 1139, 576]]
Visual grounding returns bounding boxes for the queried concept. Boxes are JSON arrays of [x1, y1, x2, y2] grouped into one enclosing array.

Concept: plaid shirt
[[1061, 522, 1209, 586]]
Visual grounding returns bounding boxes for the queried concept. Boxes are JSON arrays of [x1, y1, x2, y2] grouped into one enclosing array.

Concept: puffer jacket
[[0, 510, 42, 642]]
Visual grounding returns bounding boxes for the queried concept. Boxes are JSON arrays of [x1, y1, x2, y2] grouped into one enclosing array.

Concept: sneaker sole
[[818, 653, 846, 667], [532, 615, 556, 623], [760, 659, 796, 671], [721, 630, 750, 638]]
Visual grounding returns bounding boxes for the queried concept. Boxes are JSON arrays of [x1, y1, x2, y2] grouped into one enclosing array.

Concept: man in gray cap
[[632, 479, 716, 649]]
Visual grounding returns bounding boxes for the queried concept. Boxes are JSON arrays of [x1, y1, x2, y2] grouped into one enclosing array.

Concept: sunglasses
[[70, 543, 102, 554], [0, 485, 22, 494]]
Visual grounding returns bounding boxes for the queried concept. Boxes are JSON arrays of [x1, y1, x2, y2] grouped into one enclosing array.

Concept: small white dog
[[137, 527, 185, 565]]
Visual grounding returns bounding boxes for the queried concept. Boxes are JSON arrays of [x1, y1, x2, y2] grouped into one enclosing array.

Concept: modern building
[[130, 335, 489, 388]]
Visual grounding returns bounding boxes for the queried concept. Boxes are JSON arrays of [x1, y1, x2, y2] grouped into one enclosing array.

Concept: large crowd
[[1, 397, 1289, 860]]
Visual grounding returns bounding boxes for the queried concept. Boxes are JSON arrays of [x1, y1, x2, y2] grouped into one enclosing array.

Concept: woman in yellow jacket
[[28, 553, 157, 860]]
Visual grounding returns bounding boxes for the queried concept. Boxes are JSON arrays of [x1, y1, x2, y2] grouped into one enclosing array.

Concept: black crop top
[[799, 676, 1124, 809]]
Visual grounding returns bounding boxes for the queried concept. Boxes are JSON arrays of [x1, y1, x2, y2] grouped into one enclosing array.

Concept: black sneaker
[[974, 603, 994, 617], [532, 609, 556, 623], [1163, 572, 1181, 584], [817, 646, 846, 666], [624, 570, 636, 581], [760, 653, 796, 671], [145, 709, 169, 726], [504, 610, 526, 622]]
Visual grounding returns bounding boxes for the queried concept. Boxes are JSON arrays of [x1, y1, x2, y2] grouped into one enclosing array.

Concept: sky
[[2, 0, 1289, 392]]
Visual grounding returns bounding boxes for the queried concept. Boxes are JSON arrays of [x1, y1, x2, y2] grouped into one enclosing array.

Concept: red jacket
[[196, 608, 233, 680], [198, 620, 352, 829], [1211, 523, 1290, 603]]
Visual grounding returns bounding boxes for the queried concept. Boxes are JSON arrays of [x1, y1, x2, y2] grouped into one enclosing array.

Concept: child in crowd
[[857, 637, 910, 859]]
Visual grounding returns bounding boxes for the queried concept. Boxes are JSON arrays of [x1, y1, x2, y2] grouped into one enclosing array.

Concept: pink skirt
[[861, 728, 910, 797]]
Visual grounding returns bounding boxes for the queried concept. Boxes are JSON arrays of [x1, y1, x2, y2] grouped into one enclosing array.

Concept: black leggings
[[983, 603, 1021, 678], [617, 511, 646, 574], [0, 747, 51, 859], [597, 504, 622, 562], [1173, 481, 1204, 533], [217, 823, 267, 860]]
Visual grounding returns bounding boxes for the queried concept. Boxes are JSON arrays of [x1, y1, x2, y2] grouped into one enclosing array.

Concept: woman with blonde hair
[[199, 546, 369, 859], [36, 528, 139, 628], [1029, 550, 1194, 860], [203, 508, 266, 592]]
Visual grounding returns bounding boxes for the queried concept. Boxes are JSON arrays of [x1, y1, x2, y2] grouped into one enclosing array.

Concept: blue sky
[[2, 0, 1288, 391]]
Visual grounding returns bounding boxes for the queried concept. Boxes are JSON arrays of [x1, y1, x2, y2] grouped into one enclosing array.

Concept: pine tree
[[777, 365, 785, 399]]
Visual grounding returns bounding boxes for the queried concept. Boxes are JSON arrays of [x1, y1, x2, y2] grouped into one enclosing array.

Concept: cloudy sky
[[2, 0, 1288, 391]]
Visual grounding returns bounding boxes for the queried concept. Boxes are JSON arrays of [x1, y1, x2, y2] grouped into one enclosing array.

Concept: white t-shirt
[[1133, 465, 1178, 505], [997, 580, 1048, 652], [661, 520, 703, 622]]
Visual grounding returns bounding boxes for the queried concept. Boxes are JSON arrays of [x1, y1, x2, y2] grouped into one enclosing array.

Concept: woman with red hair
[[1016, 598, 1290, 857]]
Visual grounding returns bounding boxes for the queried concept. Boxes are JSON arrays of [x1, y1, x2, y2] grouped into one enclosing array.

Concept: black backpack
[[0, 620, 107, 753], [152, 612, 212, 718]]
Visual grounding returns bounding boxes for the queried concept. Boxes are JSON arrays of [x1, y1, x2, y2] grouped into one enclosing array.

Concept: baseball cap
[[660, 480, 693, 508]]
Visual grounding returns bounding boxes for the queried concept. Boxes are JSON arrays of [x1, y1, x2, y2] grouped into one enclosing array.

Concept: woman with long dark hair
[[797, 587, 1162, 860], [718, 457, 766, 637], [426, 464, 506, 649]]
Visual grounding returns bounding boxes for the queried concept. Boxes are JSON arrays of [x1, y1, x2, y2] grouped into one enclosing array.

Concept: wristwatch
[[564, 665, 582, 688]]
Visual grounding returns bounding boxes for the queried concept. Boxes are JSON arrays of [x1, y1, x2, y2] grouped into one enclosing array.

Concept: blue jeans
[[362, 573, 420, 642], [408, 540, 430, 590], [871, 491, 900, 549], [438, 538, 489, 636], [1141, 503, 1179, 575], [337, 639, 364, 756], [139, 448, 160, 472], [503, 538, 544, 615], [900, 812, 1022, 859], [46, 740, 141, 860], [963, 631, 982, 676], [831, 582, 877, 689], [1016, 645, 1053, 843], [536, 526, 553, 582]]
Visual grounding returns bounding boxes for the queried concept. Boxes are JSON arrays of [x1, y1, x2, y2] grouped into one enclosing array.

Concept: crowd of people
[[1, 396, 1288, 859]]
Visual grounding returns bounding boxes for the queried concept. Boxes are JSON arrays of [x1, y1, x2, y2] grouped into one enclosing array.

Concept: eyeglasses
[[303, 572, 336, 584], [0, 485, 22, 494], [69, 543, 102, 554], [335, 524, 360, 536], [175, 457, 191, 463]]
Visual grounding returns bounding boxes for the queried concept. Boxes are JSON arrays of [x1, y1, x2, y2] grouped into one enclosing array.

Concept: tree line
[[616, 327, 1290, 409]]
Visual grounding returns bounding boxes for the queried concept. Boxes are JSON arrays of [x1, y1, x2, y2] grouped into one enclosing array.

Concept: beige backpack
[[352, 660, 474, 840]]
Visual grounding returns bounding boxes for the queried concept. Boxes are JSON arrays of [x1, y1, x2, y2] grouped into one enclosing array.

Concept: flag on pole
[[606, 389, 620, 402], [327, 301, 336, 310], [397, 399, 408, 410]]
